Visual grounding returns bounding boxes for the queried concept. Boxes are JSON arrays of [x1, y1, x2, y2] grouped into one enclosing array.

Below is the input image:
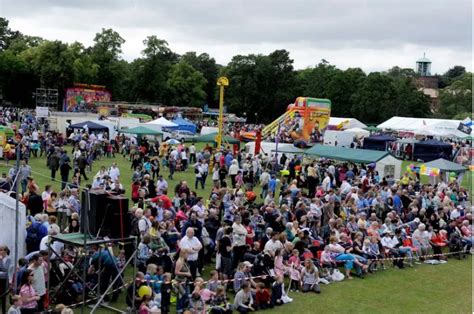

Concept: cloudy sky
[[1, 0, 472, 73]]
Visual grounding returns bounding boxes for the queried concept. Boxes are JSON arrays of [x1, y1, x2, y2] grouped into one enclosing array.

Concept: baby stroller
[[449, 231, 467, 260]]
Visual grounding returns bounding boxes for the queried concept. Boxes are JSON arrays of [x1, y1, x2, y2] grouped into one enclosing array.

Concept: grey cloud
[[0, 0, 471, 72]]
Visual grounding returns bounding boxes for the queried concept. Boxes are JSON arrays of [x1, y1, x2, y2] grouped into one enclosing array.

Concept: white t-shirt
[[179, 236, 202, 261], [109, 167, 120, 181], [189, 145, 196, 154], [232, 223, 248, 247]]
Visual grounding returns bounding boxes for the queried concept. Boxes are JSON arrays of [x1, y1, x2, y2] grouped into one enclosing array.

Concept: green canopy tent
[[423, 158, 467, 173], [120, 126, 163, 136], [191, 132, 240, 146], [305, 144, 390, 163], [304, 145, 402, 179]]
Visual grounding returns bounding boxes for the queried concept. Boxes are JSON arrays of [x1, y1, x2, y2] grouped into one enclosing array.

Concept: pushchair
[[449, 232, 467, 260]]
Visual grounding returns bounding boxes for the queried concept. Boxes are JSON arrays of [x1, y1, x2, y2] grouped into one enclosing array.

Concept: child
[[194, 277, 215, 304], [139, 294, 153, 314], [160, 273, 172, 314], [288, 249, 301, 291], [117, 249, 127, 270], [206, 270, 220, 293], [367, 236, 384, 271], [209, 285, 232, 314], [255, 282, 272, 310], [7, 295, 21, 314], [145, 264, 163, 307], [189, 290, 205, 314], [271, 275, 288, 306], [274, 249, 287, 277], [321, 246, 337, 274]]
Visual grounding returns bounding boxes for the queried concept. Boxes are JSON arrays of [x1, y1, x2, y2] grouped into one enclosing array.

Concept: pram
[[449, 232, 467, 260]]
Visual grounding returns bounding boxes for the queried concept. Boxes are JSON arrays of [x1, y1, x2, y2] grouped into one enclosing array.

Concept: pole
[[13, 143, 20, 293], [216, 77, 229, 149], [217, 85, 224, 149]]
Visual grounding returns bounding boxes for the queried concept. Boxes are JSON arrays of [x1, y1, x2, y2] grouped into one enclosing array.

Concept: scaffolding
[[47, 233, 138, 313]]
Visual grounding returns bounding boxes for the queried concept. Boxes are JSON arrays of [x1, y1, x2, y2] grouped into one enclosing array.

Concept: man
[[19, 160, 32, 194], [90, 245, 121, 302], [189, 143, 196, 164], [60, 159, 72, 190], [48, 149, 60, 181], [68, 189, 80, 217], [263, 231, 284, 255], [259, 168, 270, 199], [178, 227, 203, 280], [194, 160, 204, 190], [77, 153, 88, 181], [109, 162, 121, 182], [381, 231, 404, 268], [28, 254, 46, 311]]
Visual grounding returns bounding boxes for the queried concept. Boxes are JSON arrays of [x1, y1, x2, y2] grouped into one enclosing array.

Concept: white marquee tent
[[0, 193, 27, 261], [377, 116, 471, 138], [415, 120, 472, 139], [329, 117, 367, 130]]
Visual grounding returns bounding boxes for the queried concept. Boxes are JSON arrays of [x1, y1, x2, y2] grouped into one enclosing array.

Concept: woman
[[66, 217, 80, 233], [174, 250, 192, 314], [300, 259, 321, 293], [346, 215, 359, 239], [19, 269, 40, 313], [412, 223, 432, 258], [327, 236, 367, 280], [352, 232, 365, 257], [0, 246, 13, 314]]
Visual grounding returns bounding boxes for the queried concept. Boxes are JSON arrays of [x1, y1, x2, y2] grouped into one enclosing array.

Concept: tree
[[167, 61, 207, 106], [129, 36, 178, 103], [391, 77, 431, 118], [386, 66, 416, 79], [437, 73, 472, 118], [351, 72, 398, 123], [181, 52, 219, 107], [26, 40, 75, 91], [90, 28, 127, 98], [326, 67, 366, 117], [0, 17, 22, 51], [439, 65, 467, 87]]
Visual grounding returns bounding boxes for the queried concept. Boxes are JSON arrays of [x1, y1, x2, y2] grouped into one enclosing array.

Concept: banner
[[420, 165, 440, 177], [35, 106, 49, 118]]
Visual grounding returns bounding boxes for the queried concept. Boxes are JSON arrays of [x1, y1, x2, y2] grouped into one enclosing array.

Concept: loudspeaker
[[80, 190, 108, 236], [81, 190, 130, 238], [106, 195, 130, 239]]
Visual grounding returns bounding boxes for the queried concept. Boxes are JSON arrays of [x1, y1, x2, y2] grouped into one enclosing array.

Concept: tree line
[[0, 18, 470, 123]]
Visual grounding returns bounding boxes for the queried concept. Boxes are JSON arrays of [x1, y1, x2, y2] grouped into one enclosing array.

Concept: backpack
[[26, 222, 40, 244], [130, 217, 145, 237]]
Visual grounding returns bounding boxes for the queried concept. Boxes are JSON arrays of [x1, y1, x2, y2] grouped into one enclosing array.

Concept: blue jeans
[[335, 254, 355, 270], [21, 179, 27, 194]]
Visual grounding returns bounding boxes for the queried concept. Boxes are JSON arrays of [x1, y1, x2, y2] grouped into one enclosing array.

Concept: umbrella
[[166, 139, 180, 145]]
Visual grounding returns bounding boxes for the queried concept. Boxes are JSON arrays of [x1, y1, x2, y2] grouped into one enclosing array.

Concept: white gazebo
[[146, 117, 178, 131]]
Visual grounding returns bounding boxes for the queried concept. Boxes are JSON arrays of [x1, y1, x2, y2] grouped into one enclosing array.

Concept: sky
[[1, 0, 472, 74]]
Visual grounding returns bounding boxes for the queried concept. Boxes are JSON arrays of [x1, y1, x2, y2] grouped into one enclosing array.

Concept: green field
[[1, 146, 472, 313]]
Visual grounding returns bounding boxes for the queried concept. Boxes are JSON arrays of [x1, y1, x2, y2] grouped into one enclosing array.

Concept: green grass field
[[1, 146, 472, 313]]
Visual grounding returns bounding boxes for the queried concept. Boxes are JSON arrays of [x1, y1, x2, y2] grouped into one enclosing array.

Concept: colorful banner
[[420, 165, 440, 177], [63, 87, 111, 112]]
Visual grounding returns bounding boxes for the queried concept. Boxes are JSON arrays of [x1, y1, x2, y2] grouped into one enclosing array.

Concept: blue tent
[[168, 117, 197, 134], [362, 135, 396, 151], [413, 140, 452, 162]]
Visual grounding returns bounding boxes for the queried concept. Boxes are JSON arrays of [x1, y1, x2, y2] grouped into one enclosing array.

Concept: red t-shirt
[[151, 195, 172, 209]]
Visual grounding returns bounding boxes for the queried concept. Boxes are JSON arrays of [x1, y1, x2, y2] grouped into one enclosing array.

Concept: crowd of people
[[0, 117, 471, 313]]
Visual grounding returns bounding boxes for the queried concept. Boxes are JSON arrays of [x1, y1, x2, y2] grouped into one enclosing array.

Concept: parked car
[[162, 130, 195, 142]]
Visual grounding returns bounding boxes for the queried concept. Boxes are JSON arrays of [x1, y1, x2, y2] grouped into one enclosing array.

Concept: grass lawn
[[1, 145, 471, 313]]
